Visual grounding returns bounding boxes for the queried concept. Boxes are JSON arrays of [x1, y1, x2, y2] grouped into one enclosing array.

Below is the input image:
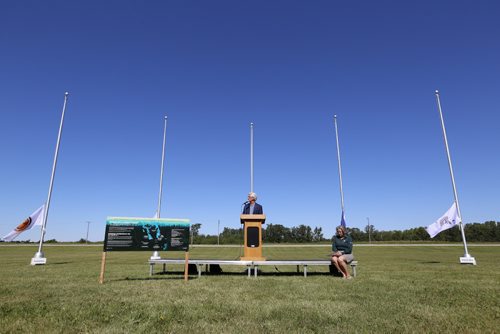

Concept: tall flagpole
[[333, 115, 345, 220], [435, 90, 475, 265], [157, 116, 168, 218], [86, 221, 91, 244], [31, 92, 69, 265], [250, 122, 254, 193], [151, 115, 168, 260]]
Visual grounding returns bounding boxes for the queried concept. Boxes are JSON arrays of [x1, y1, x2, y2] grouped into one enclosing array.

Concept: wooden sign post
[[99, 252, 107, 284]]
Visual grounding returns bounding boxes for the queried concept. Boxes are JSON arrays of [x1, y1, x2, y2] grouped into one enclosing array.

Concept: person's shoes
[[346, 276, 353, 280]]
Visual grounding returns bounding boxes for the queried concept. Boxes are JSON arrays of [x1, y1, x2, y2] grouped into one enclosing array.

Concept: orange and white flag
[[2, 205, 45, 241]]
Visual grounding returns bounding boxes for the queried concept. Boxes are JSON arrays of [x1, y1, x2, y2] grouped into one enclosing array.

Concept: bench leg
[[254, 265, 258, 278], [351, 264, 357, 277], [162, 263, 166, 273], [304, 265, 307, 277], [297, 265, 300, 273], [149, 263, 154, 276], [197, 264, 202, 278], [248, 265, 251, 278]]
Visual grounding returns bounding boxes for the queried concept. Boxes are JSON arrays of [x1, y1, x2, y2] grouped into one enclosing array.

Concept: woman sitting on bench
[[331, 226, 354, 279]]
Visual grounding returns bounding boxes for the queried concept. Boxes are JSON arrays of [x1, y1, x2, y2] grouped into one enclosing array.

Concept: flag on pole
[[426, 202, 460, 238], [340, 210, 346, 228], [2, 205, 45, 241]]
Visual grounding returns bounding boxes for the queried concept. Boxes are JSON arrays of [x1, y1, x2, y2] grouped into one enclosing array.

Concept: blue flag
[[340, 210, 346, 228]]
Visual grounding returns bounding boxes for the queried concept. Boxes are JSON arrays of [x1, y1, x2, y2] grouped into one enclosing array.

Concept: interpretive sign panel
[[104, 217, 190, 252]]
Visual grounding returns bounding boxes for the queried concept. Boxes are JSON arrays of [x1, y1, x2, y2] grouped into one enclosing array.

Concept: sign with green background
[[104, 217, 190, 252]]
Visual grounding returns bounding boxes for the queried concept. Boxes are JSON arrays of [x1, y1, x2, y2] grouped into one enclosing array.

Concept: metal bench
[[252, 260, 358, 278], [148, 259, 358, 278], [149, 259, 253, 277]]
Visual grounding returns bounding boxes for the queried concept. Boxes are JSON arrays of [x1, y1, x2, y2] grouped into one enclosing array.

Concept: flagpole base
[[31, 252, 47, 265], [459, 256, 476, 265], [150, 251, 161, 260]]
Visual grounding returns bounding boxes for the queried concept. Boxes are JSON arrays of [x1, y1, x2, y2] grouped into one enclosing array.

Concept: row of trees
[[349, 221, 500, 242], [191, 221, 500, 244], [193, 224, 324, 244], [4, 221, 498, 244]]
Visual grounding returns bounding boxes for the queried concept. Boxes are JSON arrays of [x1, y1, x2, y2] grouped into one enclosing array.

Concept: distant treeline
[[4, 221, 498, 244], [348, 221, 500, 243], [191, 221, 500, 244], [193, 224, 325, 244]]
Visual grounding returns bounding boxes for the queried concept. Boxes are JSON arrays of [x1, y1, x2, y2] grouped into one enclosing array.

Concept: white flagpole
[[250, 122, 254, 193], [333, 115, 346, 217], [151, 115, 168, 260], [157, 116, 168, 218], [86, 221, 91, 244], [435, 90, 476, 265], [31, 92, 69, 265]]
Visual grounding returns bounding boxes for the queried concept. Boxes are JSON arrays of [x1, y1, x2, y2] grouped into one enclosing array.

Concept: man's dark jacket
[[242, 203, 263, 215]]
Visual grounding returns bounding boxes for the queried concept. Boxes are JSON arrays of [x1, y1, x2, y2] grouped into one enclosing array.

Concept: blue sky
[[1, 1, 499, 241]]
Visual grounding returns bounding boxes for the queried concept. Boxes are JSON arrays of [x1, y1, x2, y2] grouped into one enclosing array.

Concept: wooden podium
[[240, 214, 266, 261]]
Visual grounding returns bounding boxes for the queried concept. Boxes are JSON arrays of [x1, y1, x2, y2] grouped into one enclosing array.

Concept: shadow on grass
[[251, 272, 334, 277], [112, 275, 189, 282], [151, 270, 336, 278], [420, 261, 441, 264], [50, 261, 73, 265]]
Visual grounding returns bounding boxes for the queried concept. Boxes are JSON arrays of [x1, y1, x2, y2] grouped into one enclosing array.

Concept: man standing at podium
[[242, 192, 263, 214]]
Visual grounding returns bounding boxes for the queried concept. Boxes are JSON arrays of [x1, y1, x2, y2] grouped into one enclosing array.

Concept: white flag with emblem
[[2, 205, 45, 241], [426, 202, 460, 238]]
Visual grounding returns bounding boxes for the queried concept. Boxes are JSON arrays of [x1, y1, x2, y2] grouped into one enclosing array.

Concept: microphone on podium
[[241, 201, 249, 213]]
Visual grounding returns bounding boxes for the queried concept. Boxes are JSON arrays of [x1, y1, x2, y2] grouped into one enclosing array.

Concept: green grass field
[[1, 244, 499, 333]]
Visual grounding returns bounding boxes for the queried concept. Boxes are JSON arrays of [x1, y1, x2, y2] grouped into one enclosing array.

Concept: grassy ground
[[0, 245, 499, 333]]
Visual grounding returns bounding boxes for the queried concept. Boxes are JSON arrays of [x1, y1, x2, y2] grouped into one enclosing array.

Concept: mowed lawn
[[0, 245, 499, 333]]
